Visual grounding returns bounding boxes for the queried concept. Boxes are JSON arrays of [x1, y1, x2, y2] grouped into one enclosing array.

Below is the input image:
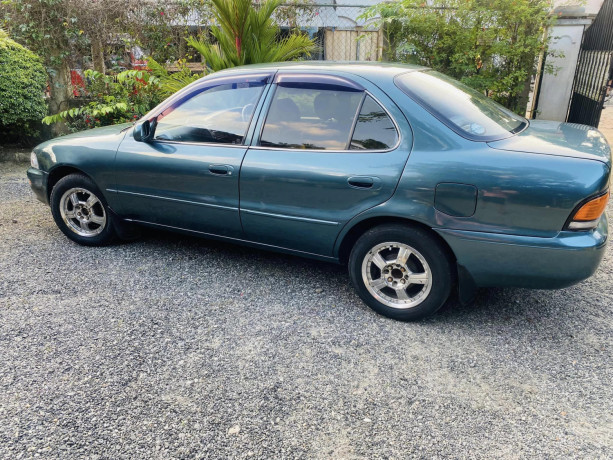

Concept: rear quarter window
[[350, 96, 398, 150]]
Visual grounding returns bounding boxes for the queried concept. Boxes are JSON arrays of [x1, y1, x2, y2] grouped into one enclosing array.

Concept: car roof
[[213, 61, 428, 82]]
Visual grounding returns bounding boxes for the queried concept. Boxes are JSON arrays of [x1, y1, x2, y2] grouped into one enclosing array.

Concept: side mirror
[[133, 118, 156, 142]]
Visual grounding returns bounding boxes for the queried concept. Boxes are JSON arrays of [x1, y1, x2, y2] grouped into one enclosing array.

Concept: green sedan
[[28, 63, 611, 320]]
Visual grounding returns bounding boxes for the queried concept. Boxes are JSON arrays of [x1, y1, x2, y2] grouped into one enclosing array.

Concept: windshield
[[395, 70, 527, 141]]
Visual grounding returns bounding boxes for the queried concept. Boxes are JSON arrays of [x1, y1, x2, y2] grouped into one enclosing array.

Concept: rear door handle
[[348, 176, 375, 189], [209, 164, 234, 176]]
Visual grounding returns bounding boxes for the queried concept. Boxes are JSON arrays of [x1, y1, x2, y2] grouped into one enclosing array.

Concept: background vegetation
[[187, 0, 316, 72], [1, 0, 214, 136], [1, 0, 556, 143], [0, 29, 47, 142], [41, 69, 165, 131], [362, 0, 556, 113], [2, 0, 315, 135]]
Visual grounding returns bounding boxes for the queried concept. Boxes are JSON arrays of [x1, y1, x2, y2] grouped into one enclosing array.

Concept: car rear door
[[112, 72, 273, 238], [239, 72, 412, 256]]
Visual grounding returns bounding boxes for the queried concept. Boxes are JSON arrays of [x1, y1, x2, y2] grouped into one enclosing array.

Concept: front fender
[[34, 124, 131, 205]]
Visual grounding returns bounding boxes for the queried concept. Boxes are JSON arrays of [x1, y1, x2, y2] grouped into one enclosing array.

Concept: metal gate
[[567, 0, 613, 127]]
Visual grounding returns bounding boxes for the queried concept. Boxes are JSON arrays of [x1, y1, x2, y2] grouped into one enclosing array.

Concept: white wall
[[534, 1, 606, 121], [535, 22, 587, 121]]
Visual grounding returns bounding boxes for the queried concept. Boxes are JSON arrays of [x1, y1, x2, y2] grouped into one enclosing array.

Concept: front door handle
[[348, 176, 375, 189], [209, 164, 234, 176]]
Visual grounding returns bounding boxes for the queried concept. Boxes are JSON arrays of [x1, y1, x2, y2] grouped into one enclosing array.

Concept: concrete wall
[[535, 21, 589, 121]]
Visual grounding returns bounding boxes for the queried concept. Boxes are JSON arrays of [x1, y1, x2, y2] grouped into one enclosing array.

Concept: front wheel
[[349, 224, 453, 321], [50, 173, 117, 246]]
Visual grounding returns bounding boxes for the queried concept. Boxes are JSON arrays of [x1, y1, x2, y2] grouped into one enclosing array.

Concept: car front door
[[112, 72, 273, 238], [239, 72, 412, 256]]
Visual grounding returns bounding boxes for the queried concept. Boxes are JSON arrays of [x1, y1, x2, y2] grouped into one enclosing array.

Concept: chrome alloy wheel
[[361, 242, 432, 309], [59, 187, 106, 237]]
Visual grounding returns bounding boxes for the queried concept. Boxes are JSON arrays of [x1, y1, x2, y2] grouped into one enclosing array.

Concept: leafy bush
[[362, 0, 557, 114], [40, 0, 317, 131], [42, 57, 206, 131], [132, 0, 213, 64], [146, 57, 202, 98], [43, 69, 165, 131], [0, 29, 47, 140]]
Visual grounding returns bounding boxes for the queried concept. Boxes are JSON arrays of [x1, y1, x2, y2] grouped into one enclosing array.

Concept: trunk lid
[[487, 120, 611, 167]]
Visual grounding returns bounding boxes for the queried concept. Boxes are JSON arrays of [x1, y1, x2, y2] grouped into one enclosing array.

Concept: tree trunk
[[382, 22, 393, 61], [48, 59, 73, 136], [92, 37, 105, 73]]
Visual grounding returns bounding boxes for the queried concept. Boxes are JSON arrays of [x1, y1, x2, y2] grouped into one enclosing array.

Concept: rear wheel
[[349, 224, 453, 321], [50, 174, 117, 246]]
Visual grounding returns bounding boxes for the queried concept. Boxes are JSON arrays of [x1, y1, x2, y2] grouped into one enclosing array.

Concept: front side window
[[260, 85, 364, 150], [395, 70, 527, 141], [154, 79, 267, 144]]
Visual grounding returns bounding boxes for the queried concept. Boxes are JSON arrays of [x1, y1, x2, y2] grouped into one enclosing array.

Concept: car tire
[[348, 224, 453, 321], [50, 173, 117, 246]]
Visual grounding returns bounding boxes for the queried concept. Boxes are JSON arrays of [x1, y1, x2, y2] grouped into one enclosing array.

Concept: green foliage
[[1, 0, 215, 137], [0, 29, 47, 139], [41, 0, 320, 131], [1, 0, 84, 68], [187, 0, 316, 72], [42, 69, 164, 130], [41, 57, 209, 131], [132, 0, 213, 63], [146, 57, 203, 98], [361, 0, 557, 114]]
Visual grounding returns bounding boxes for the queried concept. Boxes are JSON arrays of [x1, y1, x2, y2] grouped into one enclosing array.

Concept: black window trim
[[252, 84, 402, 153], [345, 92, 367, 150], [145, 72, 273, 148]]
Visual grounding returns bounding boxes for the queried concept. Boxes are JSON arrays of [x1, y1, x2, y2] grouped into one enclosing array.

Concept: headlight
[[30, 151, 39, 169]]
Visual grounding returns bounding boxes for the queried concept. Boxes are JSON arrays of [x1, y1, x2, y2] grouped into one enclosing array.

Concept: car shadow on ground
[[133, 226, 568, 326]]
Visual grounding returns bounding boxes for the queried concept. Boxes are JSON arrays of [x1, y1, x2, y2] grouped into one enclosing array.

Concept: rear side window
[[350, 96, 398, 150], [260, 85, 363, 150]]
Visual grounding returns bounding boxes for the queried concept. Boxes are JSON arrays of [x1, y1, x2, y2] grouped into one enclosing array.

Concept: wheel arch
[[337, 215, 480, 305], [46, 165, 93, 201], [336, 216, 455, 264]]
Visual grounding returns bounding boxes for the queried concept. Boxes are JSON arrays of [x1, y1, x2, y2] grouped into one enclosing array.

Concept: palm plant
[[146, 57, 201, 97], [187, 0, 316, 72]]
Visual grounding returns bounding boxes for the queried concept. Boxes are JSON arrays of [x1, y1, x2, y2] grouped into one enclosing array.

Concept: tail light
[[567, 190, 609, 230]]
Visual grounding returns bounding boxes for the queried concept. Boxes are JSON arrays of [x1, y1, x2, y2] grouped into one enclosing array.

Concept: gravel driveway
[[1, 160, 611, 459]]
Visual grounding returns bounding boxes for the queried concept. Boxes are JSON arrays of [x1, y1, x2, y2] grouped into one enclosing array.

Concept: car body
[[28, 62, 611, 320]]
